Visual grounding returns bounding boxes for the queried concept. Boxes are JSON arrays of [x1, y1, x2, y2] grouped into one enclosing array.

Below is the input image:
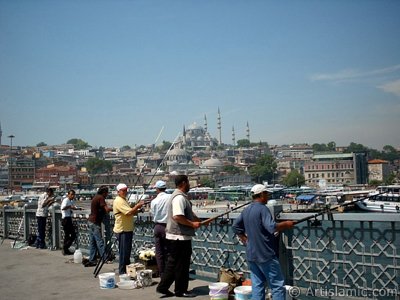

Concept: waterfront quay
[[1, 204, 400, 299]]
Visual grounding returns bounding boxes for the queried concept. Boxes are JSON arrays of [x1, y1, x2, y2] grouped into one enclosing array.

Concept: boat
[[356, 185, 400, 213]]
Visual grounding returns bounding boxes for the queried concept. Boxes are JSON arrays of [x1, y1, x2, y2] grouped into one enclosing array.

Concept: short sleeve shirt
[[113, 195, 134, 233], [232, 202, 277, 263]]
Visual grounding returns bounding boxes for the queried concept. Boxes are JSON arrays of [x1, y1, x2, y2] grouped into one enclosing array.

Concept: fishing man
[[113, 183, 144, 275], [233, 184, 294, 300], [87, 186, 113, 266], [150, 180, 171, 278], [157, 175, 211, 298]]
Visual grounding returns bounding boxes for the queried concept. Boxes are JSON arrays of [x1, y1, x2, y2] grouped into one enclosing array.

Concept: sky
[[1, 0, 399, 150]]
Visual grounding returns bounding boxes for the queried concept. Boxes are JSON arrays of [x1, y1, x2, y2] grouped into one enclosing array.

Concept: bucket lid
[[234, 285, 252, 294], [209, 282, 229, 288]]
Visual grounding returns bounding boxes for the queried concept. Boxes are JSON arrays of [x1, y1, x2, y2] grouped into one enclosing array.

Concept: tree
[[237, 139, 250, 148], [67, 138, 90, 150], [384, 173, 396, 185], [282, 170, 305, 187], [249, 154, 277, 183], [158, 141, 172, 151], [223, 165, 242, 175], [312, 143, 328, 152], [36, 142, 47, 147], [345, 142, 368, 153], [327, 141, 336, 151], [85, 158, 112, 174], [120, 145, 131, 151], [199, 177, 215, 188]]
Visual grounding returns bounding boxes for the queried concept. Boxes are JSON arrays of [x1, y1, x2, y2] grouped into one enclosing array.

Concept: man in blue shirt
[[233, 184, 294, 300]]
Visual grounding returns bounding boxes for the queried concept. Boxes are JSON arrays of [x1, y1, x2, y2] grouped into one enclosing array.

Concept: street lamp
[[8, 135, 15, 192]]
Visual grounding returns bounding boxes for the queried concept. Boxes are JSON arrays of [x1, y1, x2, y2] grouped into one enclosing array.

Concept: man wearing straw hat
[[233, 184, 294, 300]]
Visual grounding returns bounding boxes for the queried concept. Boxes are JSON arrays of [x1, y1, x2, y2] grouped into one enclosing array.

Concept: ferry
[[356, 185, 400, 213]]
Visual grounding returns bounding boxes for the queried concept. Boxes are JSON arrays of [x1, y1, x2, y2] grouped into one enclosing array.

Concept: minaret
[[232, 126, 236, 147], [217, 107, 222, 145], [246, 121, 250, 141], [0, 122, 2, 146], [182, 125, 186, 146], [204, 114, 208, 132]]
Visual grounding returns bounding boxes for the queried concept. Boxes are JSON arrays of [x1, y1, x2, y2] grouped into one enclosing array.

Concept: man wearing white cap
[[150, 180, 171, 277], [113, 183, 144, 275], [232, 184, 294, 300]]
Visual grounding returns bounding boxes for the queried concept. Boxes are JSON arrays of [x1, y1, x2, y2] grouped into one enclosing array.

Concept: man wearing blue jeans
[[87, 186, 112, 266], [233, 184, 294, 300]]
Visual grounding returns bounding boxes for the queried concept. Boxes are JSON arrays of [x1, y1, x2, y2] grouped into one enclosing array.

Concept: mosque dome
[[167, 148, 188, 157], [202, 157, 224, 169], [188, 122, 203, 130]]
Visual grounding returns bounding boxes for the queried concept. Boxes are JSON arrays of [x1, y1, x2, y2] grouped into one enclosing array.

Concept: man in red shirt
[[87, 186, 113, 266]]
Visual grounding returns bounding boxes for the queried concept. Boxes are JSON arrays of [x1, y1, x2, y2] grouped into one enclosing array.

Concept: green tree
[[369, 179, 382, 186], [120, 145, 132, 151], [36, 142, 47, 147], [67, 138, 90, 150], [237, 139, 250, 148], [249, 154, 277, 183], [384, 173, 396, 185], [312, 143, 328, 152], [199, 177, 215, 188], [158, 141, 172, 151], [327, 141, 336, 151], [223, 165, 242, 175], [85, 158, 112, 174], [282, 169, 305, 187], [345, 142, 368, 153]]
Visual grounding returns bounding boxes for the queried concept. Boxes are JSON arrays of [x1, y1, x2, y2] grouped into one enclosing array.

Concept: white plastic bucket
[[98, 272, 116, 289], [209, 282, 229, 300], [234, 286, 252, 300]]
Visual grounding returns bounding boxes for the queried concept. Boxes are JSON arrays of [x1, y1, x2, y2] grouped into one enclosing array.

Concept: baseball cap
[[250, 184, 268, 195], [116, 183, 128, 191], [155, 180, 167, 189]]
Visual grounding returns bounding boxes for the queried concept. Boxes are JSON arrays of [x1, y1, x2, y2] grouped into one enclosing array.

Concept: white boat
[[356, 185, 400, 213]]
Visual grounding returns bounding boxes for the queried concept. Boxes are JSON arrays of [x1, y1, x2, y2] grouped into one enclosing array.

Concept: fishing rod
[[129, 126, 165, 192], [200, 187, 381, 226], [200, 185, 297, 225], [289, 191, 387, 226], [142, 132, 180, 189], [131, 132, 181, 208], [94, 133, 180, 277]]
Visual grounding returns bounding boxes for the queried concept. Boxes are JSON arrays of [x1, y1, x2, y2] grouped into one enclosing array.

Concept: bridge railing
[[1, 205, 399, 299]]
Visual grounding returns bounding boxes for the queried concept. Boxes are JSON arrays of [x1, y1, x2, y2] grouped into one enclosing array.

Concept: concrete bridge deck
[[0, 239, 213, 300]]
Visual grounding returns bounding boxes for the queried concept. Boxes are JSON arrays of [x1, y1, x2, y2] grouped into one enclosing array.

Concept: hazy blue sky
[[1, 0, 399, 150]]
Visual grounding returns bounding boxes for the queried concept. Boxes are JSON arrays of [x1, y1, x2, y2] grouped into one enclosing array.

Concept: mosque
[[164, 109, 250, 173]]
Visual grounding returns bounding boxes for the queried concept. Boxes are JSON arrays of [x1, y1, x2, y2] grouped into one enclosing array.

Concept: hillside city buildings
[[0, 119, 398, 193]]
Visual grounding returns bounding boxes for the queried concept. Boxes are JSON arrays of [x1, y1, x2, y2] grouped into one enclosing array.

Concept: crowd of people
[[33, 177, 293, 300]]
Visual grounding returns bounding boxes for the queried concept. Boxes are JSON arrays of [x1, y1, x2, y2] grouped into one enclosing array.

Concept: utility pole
[[8, 135, 15, 192]]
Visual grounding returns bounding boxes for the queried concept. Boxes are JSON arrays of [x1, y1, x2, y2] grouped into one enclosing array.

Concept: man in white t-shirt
[[157, 175, 211, 298], [61, 190, 80, 255]]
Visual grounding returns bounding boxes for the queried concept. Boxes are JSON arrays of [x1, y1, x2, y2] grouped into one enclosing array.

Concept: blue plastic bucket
[[99, 272, 116, 289]]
